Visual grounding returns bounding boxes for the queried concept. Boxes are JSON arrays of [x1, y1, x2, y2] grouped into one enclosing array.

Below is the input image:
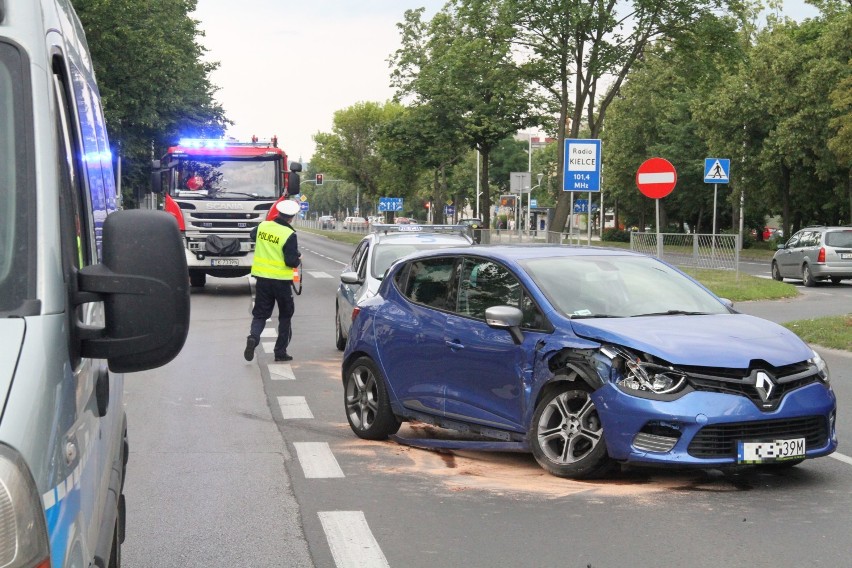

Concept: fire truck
[[152, 137, 301, 287]]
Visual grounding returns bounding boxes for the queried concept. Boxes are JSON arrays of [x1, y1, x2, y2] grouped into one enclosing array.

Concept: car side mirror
[[776, 244, 786, 250], [76, 210, 190, 372], [485, 305, 524, 345], [340, 271, 362, 285]]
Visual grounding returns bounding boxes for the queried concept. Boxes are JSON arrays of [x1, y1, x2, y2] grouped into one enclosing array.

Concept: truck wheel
[[189, 271, 206, 288]]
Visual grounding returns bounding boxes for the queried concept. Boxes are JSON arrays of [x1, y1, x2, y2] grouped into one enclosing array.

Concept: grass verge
[[783, 316, 852, 352], [680, 268, 799, 302]]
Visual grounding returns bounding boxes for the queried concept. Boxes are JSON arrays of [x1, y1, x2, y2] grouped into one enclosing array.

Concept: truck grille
[[687, 416, 828, 458]]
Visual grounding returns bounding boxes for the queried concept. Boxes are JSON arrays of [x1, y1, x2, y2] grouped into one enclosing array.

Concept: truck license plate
[[211, 259, 239, 267], [737, 438, 805, 464]]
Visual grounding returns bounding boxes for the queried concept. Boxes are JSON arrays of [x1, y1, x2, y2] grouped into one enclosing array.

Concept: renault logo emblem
[[754, 371, 776, 402]]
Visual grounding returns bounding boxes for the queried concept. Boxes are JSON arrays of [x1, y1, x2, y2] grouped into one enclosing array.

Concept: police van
[[1, 1, 190, 566]]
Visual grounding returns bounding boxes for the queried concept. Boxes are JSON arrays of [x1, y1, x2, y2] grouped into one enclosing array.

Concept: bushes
[[602, 228, 631, 242]]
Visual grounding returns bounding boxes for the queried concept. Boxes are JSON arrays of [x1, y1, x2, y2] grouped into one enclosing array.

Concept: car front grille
[[687, 416, 829, 458], [682, 361, 820, 411]]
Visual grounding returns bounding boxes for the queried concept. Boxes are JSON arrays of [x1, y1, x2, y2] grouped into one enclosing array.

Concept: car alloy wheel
[[802, 264, 816, 287], [343, 357, 401, 440], [530, 382, 611, 478], [771, 261, 783, 281], [335, 305, 346, 351]]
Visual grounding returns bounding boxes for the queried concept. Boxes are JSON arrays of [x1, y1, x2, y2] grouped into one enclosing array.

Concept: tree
[[311, 101, 407, 209], [391, 2, 543, 229], [72, 0, 228, 205], [510, 0, 747, 238]]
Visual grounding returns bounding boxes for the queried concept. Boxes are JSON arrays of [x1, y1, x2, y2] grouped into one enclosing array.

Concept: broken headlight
[[810, 350, 830, 384], [601, 345, 688, 396]]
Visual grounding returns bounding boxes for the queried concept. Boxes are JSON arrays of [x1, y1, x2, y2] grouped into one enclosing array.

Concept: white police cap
[[276, 199, 301, 216]]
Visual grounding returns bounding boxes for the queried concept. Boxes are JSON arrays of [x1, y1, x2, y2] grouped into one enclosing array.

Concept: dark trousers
[[249, 277, 294, 358]]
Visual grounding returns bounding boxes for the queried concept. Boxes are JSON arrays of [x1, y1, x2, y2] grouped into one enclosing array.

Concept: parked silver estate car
[[772, 226, 852, 286]]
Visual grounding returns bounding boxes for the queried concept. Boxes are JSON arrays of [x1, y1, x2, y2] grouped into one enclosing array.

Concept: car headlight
[[601, 345, 687, 396], [810, 351, 830, 384], [0, 444, 51, 568]]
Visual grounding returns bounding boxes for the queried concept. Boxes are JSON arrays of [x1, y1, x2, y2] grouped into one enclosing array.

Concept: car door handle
[[445, 340, 465, 351]]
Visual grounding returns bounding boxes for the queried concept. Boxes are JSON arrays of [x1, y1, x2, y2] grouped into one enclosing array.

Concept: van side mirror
[[289, 161, 302, 173], [287, 171, 300, 196], [76, 210, 190, 372], [151, 160, 163, 194]]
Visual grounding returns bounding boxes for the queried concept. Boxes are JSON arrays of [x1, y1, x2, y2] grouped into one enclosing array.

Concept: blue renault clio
[[341, 245, 836, 478]]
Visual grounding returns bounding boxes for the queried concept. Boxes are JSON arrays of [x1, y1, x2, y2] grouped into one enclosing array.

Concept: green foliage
[[601, 228, 630, 243], [72, 0, 228, 206]]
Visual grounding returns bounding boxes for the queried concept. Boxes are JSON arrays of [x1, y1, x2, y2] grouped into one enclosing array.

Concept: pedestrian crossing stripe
[[704, 158, 730, 183]]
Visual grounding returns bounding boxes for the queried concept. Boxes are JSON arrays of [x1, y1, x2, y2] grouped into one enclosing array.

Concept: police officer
[[244, 199, 302, 362]]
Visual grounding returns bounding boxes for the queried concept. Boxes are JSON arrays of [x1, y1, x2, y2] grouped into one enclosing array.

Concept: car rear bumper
[[595, 382, 837, 466]]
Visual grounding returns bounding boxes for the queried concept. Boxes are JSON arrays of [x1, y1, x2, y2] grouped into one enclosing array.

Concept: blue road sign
[[530, 199, 538, 208], [379, 197, 403, 212], [299, 201, 309, 212], [564, 139, 602, 192], [574, 199, 588, 213], [704, 158, 730, 184], [445, 205, 455, 216]]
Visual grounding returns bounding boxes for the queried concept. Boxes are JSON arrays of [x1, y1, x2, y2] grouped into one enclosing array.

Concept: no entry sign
[[636, 158, 677, 199]]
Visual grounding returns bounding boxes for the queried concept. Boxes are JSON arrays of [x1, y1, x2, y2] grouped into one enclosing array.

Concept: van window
[[0, 43, 36, 315]]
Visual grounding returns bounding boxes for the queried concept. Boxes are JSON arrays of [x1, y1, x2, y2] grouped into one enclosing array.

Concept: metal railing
[[630, 232, 740, 273]]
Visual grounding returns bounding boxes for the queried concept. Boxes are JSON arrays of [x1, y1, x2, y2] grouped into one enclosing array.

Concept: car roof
[[395, 244, 646, 263]]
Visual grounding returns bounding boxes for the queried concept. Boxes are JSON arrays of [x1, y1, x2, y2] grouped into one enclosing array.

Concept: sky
[[191, 0, 820, 165]]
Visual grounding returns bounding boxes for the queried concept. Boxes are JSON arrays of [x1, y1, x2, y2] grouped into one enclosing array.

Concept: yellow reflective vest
[[251, 221, 295, 280]]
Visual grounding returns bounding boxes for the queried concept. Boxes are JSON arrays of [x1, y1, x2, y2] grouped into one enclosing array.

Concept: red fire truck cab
[[152, 137, 301, 287]]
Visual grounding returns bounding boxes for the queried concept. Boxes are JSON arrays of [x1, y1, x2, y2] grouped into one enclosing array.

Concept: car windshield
[[521, 255, 729, 318], [172, 158, 278, 199], [372, 242, 465, 279], [0, 44, 35, 315]]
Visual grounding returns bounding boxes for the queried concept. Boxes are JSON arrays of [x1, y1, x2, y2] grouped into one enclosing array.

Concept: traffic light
[[316, 173, 323, 185]]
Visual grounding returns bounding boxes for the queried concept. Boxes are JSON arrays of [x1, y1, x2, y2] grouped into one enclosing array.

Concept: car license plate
[[737, 438, 805, 464], [841, 253, 852, 259], [211, 259, 239, 267]]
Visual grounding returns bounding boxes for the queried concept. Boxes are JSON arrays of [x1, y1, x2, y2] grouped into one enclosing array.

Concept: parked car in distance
[[394, 217, 414, 224], [342, 216, 369, 230], [772, 226, 852, 286], [335, 224, 475, 350], [342, 245, 836, 478], [318, 215, 336, 229]]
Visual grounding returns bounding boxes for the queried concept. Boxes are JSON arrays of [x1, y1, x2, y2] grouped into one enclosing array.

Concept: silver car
[[772, 226, 852, 286], [335, 225, 475, 349]]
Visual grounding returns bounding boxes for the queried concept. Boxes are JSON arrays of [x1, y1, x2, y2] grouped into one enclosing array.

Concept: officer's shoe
[[244, 336, 258, 361], [274, 353, 293, 362]]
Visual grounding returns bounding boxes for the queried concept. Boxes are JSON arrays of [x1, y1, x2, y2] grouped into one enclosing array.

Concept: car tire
[[189, 270, 206, 288], [530, 382, 611, 479], [802, 264, 817, 287], [335, 304, 347, 351], [343, 356, 401, 440], [771, 261, 783, 281]]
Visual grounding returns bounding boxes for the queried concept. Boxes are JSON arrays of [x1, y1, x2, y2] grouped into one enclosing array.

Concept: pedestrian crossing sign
[[704, 158, 730, 184]]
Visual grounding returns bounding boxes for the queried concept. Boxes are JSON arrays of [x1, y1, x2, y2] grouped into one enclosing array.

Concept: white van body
[[1, 1, 190, 566]]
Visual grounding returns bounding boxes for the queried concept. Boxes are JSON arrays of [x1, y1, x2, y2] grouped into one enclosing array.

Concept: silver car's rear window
[[825, 231, 852, 248]]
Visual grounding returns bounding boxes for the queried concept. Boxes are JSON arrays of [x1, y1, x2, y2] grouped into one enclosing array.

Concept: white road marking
[[268, 362, 295, 380], [277, 396, 314, 419], [294, 442, 345, 478], [319, 511, 389, 568], [830, 452, 852, 466], [308, 271, 334, 278], [260, 340, 272, 354], [303, 248, 347, 266], [260, 328, 276, 338]]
